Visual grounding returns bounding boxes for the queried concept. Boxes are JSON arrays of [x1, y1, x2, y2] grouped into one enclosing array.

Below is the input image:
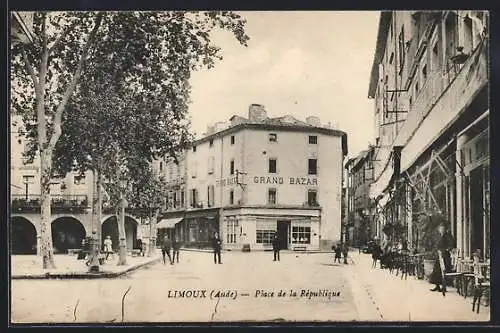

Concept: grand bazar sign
[[216, 175, 318, 187], [253, 176, 318, 186]]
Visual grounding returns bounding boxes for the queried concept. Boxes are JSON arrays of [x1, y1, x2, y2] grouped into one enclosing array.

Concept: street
[[11, 251, 380, 323], [11, 250, 489, 323]]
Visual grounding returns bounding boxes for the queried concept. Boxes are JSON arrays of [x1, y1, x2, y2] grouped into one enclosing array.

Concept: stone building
[[156, 104, 348, 251], [367, 11, 489, 258]]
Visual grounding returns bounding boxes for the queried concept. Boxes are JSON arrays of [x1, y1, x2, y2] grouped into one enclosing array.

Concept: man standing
[[212, 232, 222, 264], [342, 242, 349, 264], [162, 234, 173, 265], [172, 236, 181, 264], [272, 232, 280, 261]]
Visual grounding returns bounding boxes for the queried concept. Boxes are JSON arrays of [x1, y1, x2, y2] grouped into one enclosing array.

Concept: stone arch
[[11, 216, 37, 254], [101, 215, 139, 252], [51, 216, 86, 254]]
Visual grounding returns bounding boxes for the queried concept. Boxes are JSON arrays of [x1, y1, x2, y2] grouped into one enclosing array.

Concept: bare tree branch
[[37, 13, 49, 148], [48, 13, 103, 151]]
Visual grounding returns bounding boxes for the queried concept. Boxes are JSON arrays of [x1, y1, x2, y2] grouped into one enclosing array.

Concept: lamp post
[[88, 229, 100, 273]]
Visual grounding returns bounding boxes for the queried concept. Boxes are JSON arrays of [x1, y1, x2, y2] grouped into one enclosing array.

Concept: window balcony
[[10, 194, 89, 213]]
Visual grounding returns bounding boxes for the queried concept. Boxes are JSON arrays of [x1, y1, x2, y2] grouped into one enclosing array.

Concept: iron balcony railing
[[10, 194, 89, 211]]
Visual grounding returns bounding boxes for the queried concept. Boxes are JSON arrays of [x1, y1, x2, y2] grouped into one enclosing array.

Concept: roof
[[368, 11, 393, 98]]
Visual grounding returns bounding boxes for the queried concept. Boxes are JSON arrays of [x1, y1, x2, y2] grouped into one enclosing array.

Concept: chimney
[[306, 116, 321, 127], [248, 104, 267, 122]]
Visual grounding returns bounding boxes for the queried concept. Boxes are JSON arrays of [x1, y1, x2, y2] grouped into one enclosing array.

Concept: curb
[[11, 257, 161, 280], [180, 248, 336, 254]]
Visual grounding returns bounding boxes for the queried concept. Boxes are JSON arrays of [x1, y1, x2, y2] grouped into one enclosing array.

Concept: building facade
[[10, 114, 144, 254], [345, 146, 376, 246], [156, 104, 348, 251], [366, 11, 489, 258]]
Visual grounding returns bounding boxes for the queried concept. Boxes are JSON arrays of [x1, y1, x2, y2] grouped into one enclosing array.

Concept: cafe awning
[[156, 217, 184, 229]]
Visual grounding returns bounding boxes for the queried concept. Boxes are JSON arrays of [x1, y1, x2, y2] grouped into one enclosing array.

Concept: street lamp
[[117, 177, 128, 265]]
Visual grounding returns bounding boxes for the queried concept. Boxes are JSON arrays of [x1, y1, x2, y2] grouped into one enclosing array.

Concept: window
[[209, 139, 214, 147], [229, 190, 234, 205], [173, 192, 178, 208], [307, 190, 318, 206], [292, 226, 311, 244], [422, 64, 428, 81], [159, 162, 164, 172], [207, 185, 215, 207], [269, 133, 277, 142], [309, 135, 317, 144], [192, 145, 197, 152], [398, 25, 405, 72], [268, 158, 277, 173], [226, 220, 239, 244], [230, 135, 235, 145], [74, 175, 86, 185], [190, 189, 198, 207], [230, 160, 235, 175], [180, 191, 185, 207], [268, 188, 277, 204], [308, 159, 318, 175], [208, 156, 215, 174], [256, 230, 275, 244]]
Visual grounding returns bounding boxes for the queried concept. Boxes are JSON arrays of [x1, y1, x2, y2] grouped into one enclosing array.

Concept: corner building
[[157, 104, 347, 251]]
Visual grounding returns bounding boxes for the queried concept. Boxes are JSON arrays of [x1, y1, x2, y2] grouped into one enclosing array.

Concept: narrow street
[[12, 251, 379, 323]]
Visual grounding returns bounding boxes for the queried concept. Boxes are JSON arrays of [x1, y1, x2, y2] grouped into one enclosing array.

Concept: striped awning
[[156, 217, 184, 229]]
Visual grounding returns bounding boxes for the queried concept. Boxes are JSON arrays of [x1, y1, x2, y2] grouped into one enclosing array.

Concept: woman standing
[[429, 222, 455, 292]]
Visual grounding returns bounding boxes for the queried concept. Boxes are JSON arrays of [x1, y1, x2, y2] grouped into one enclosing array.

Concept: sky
[[188, 11, 380, 159]]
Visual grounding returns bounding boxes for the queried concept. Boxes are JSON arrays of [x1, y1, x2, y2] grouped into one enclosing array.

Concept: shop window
[[226, 220, 239, 244], [309, 135, 318, 144], [292, 226, 311, 244], [308, 159, 317, 175], [256, 230, 275, 244], [268, 188, 277, 205], [268, 158, 277, 173], [269, 133, 278, 142]]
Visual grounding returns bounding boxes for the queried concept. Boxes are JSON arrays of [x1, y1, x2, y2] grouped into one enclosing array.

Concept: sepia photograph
[[8, 9, 491, 324]]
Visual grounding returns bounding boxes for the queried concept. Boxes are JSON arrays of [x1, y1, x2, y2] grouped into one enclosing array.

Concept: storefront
[[221, 207, 321, 251], [456, 111, 489, 259]]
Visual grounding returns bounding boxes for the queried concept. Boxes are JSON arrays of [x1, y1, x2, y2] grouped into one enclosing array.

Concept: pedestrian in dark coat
[[371, 243, 383, 268], [162, 235, 173, 265], [172, 236, 181, 264], [272, 233, 280, 261], [429, 223, 455, 292], [333, 245, 342, 263], [212, 232, 222, 264]]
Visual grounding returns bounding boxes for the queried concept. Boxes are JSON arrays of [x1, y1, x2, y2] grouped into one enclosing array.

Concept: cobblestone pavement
[[10, 250, 489, 323]]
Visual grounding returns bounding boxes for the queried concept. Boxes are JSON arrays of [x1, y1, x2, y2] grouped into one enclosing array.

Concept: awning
[[369, 162, 394, 200], [156, 217, 184, 229]]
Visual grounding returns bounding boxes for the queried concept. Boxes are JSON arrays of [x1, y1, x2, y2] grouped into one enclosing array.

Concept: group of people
[[366, 221, 456, 294], [332, 242, 349, 264]]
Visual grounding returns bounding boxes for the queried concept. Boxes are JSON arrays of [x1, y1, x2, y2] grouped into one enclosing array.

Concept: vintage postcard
[[9, 10, 491, 324]]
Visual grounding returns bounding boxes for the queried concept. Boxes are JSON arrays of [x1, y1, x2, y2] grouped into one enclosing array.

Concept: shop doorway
[[277, 220, 290, 250]]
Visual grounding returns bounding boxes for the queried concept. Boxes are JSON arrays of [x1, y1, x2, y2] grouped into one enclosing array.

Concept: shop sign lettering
[[252, 176, 318, 186], [216, 176, 238, 187]]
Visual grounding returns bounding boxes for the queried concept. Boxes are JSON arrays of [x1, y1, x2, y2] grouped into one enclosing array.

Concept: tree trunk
[[39, 149, 56, 269], [117, 196, 127, 265], [148, 209, 158, 257], [88, 167, 102, 272]]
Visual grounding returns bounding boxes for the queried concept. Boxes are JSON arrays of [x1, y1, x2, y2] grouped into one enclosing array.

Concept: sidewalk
[[348, 251, 490, 322], [11, 251, 161, 279]]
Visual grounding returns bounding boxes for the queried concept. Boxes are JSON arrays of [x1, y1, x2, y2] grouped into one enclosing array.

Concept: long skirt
[[429, 251, 452, 285]]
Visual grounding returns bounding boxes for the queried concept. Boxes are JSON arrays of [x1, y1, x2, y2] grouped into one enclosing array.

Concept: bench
[[293, 246, 307, 252]]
